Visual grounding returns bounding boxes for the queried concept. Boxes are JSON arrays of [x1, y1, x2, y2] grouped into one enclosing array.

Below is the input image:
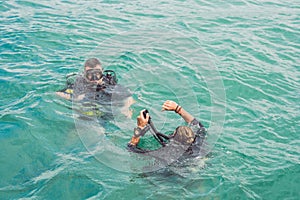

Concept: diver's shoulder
[[75, 74, 85, 81]]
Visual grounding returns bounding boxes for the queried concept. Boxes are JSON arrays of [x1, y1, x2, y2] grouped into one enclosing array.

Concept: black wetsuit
[[127, 119, 207, 163], [73, 75, 132, 118]]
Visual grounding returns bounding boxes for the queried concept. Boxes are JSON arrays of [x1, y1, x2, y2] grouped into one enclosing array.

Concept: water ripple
[[1, 0, 299, 199]]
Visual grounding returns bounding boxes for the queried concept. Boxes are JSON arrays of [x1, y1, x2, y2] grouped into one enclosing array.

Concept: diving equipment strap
[[148, 119, 170, 146], [134, 125, 150, 137]]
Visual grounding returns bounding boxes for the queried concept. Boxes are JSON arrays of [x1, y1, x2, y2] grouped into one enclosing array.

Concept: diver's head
[[172, 126, 195, 145], [84, 58, 103, 83]]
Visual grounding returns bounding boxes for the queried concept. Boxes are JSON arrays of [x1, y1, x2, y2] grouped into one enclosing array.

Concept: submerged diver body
[[56, 58, 134, 118], [128, 100, 207, 163]]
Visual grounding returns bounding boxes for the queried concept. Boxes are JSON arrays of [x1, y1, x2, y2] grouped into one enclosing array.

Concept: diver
[[56, 58, 134, 118], [127, 100, 207, 161]]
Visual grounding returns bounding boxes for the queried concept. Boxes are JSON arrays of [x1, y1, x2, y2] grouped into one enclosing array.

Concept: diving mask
[[85, 69, 103, 81]]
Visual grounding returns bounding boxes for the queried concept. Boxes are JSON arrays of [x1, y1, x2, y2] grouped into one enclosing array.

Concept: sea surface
[[0, 0, 299, 199]]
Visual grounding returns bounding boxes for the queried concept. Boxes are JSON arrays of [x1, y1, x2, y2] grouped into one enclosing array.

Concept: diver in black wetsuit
[[56, 58, 134, 118], [127, 100, 207, 161]]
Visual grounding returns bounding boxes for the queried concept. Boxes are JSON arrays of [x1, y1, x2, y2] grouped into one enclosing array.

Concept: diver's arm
[[162, 100, 194, 123], [176, 106, 194, 123], [128, 135, 141, 147], [127, 110, 149, 147], [56, 91, 72, 100], [121, 96, 135, 118], [55, 91, 85, 101]]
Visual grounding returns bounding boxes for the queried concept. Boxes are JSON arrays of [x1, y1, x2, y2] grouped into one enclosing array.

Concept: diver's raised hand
[[137, 109, 149, 128], [162, 100, 179, 112], [162, 100, 194, 123]]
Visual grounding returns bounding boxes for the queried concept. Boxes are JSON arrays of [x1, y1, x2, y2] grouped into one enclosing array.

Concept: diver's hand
[[162, 100, 178, 111], [95, 78, 103, 85], [88, 78, 104, 85], [137, 109, 149, 128]]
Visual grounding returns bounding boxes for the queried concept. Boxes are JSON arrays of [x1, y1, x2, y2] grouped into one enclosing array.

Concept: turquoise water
[[1, 0, 299, 199]]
